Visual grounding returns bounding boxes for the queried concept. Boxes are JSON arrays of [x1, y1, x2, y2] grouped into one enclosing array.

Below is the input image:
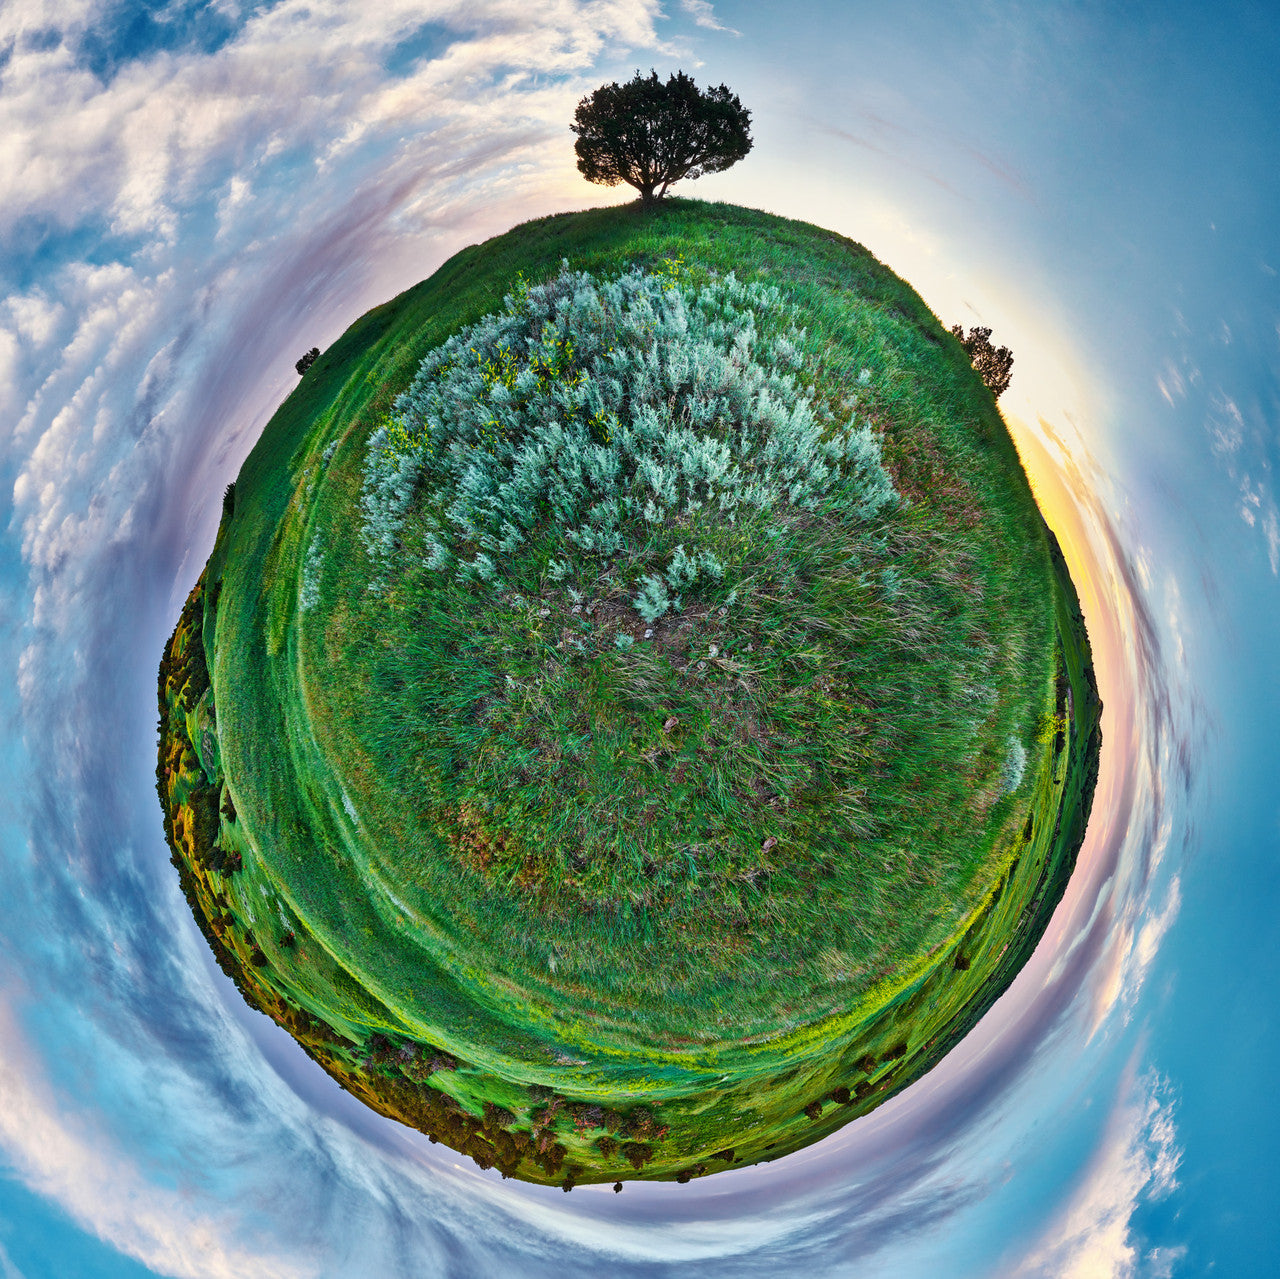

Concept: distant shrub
[[622, 1141, 653, 1170], [359, 264, 897, 613], [189, 782, 220, 852], [295, 347, 320, 376]]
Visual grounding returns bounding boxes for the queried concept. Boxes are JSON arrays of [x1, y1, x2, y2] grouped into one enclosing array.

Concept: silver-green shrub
[[1000, 735, 1028, 795], [299, 532, 324, 612], [360, 263, 898, 613]]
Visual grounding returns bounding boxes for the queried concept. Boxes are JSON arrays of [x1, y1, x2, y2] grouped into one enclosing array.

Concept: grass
[[162, 199, 1102, 1184]]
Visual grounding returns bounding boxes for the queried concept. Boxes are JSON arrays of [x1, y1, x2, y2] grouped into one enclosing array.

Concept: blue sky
[[1, 1, 1277, 1275]]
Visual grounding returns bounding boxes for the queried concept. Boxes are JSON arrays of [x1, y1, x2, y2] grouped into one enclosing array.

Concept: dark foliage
[[571, 70, 752, 203], [295, 347, 320, 376], [190, 781, 220, 852], [950, 325, 1014, 399]]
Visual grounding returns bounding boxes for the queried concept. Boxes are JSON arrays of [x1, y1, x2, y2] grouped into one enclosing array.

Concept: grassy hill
[[157, 199, 1100, 1186]]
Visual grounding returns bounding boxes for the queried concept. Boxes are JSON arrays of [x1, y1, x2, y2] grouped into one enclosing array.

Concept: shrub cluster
[[359, 263, 897, 612], [299, 532, 324, 612]]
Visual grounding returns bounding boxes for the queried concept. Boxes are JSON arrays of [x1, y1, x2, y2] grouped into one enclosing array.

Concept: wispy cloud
[[679, 1, 739, 36], [1003, 1066, 1182, 1279], [0, 1240, 27, 1279], [1203, 391, 1280, 574], [0, 999, 313, 1279]]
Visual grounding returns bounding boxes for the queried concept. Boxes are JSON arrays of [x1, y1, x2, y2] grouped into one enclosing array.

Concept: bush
[[360, 264, 898, 616]]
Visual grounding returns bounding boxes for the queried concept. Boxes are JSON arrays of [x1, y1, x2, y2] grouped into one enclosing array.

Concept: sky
[[1, 1, 1277, 1275]]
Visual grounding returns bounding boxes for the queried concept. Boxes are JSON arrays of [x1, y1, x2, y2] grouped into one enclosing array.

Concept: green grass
[[165, 199, 1101, 1184]]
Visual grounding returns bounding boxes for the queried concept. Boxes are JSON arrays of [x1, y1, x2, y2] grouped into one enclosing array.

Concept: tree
[[295, 347, 319, 376], [571, 70, 752, 204], [950, 325, 1014, 399]]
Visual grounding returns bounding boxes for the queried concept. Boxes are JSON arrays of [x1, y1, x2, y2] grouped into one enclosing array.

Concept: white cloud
[[0, 1001, 312, 1279], [1198, 391, 1280, 574], [1005, 1069, 1182, 1279], [0, 1241, 27, 1279], [1206, 392, 1244, 457], [0, 327, 18, 420], [1265, 505, 1280, 575], [680, 1, 740, 35], [1088, 848, 1180, 1040], [0, 1, 663, 240]]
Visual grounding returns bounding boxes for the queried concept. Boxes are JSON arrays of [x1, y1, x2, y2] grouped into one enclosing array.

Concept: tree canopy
[[950, 325, 1014, 399], [571, 70, 752, 204]]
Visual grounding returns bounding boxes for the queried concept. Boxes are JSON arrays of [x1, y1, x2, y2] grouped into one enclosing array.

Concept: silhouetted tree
[[950, 325, 1014, 399], [295, 347, 320, 376], [571, 70, 752, 204]]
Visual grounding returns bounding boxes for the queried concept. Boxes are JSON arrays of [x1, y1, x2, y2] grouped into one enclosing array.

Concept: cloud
[[0, 1241, 27, 1279], [1003, 1067, 1182, 1279], [0, 998, 313, 1279], [679, 1, 740, 36], [1202, 391, 1280, 574]]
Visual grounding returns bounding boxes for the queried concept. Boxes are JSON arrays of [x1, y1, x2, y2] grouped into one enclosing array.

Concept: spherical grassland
[[158, 200, 1101, 1186]]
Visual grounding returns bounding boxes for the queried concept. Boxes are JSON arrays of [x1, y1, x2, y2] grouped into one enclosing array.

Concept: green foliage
[[571, 70, 752, 203]]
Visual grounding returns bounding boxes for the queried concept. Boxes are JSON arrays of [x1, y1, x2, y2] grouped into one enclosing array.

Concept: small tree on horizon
[[571, 70, 752, 205], [950, 325, 1014, 399], [295, 347, 320, 376]]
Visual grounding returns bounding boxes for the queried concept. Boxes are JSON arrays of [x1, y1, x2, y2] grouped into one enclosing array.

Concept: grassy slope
[[164, 200, 1102, 1184]]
